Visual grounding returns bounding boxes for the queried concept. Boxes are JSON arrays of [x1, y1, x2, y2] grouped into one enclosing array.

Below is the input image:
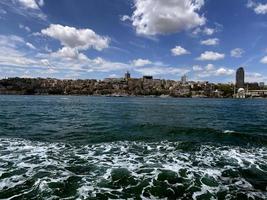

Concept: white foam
[[0, 138, 266, 199], [223, 130, 235, 134]]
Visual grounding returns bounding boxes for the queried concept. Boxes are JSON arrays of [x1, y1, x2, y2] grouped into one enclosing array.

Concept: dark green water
[[0, 96, 266, 199]]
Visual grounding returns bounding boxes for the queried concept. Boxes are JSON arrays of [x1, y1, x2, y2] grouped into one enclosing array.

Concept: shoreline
[[1, 93, 267, 99], [1, 77, 266, 98]]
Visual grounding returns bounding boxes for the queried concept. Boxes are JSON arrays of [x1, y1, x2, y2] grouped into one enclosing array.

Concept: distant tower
[[236, 67, 245, 89], [125, 71, 131, 80], [181, 75, 187, 84]]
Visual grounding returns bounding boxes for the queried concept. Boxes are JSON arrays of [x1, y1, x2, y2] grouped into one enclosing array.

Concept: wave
[[2, 124, 267, 148], [223, 130, 235, 134], [0, 138, 266, 199], [127, 124, 267, 146]]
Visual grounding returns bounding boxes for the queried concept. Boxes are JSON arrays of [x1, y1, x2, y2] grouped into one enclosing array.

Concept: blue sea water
[[0, 96, 266, 199]]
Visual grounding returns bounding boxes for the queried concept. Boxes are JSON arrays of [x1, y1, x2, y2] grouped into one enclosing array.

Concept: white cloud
[[203, 27, 215, 35], [0, 35, 23, 45], [0, 34, 36, 51], [51, 47, 88, 61], [205, 64, 215, 71], [125, 0, 205, 36], [41, 24, 110, 51], [131, 59, 152, 67], [18, 0, 40, 9], [26, 42, 36, 49], [260, 56, 267, 64], [255, 4, 267, 14], [37, 0, 44, 7], [197, 51, 225, 61], [200, 38, 219, 46], [171, 46, 190, 56], [215, 68, 235, 76], [0, 36, 37, 67], [0, 34, 126, 76], [19, 24, 31, 32], [231, 48, 245, 58], [121, 15, 131, 22], [135, 66, 190, 76], [192, 24, 222, 36], [0, 0, 46, 20], [192, 27, 202, 35], [192, 65, 203, 71], [247, 0, 267, 14], [246, 72, 266, 82], [193, 64, 235, 78]]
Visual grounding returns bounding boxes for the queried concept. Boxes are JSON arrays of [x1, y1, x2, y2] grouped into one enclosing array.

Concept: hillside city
[[0, 68, 266, 98]]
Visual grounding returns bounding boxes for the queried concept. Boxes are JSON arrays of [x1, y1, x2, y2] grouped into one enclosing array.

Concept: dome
[[237, 88, 245, 93]]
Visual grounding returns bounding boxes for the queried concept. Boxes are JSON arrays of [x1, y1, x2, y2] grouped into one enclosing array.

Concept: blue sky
[[0, 0, 267, 83]]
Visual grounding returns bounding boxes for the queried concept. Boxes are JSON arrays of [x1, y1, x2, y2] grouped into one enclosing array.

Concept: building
[[181, 75, 188, 84], [235, 88, 246, 98], [125, 71, 131, 80], [143, 76, 153, 80], [236, 67, 245, 89]]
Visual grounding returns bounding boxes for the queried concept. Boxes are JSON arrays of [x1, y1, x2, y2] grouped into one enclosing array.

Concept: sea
[[0, 95, 266, 200]]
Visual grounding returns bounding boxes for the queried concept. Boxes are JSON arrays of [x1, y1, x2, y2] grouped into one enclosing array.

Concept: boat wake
[[0, 138, 266, 199]]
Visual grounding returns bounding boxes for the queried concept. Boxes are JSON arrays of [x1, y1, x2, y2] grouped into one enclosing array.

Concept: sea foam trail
[[0, 138, 266, 199]]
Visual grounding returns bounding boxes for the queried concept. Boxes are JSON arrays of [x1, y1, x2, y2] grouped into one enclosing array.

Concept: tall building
[[125, 71, 130, 80], [236, 67, 245, 89]]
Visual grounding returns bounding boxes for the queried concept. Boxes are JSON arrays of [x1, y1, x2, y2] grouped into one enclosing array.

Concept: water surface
[[0, 96, 266, 199]]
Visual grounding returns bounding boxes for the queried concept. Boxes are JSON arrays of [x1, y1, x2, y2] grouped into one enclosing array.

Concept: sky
[[0, 0, 267, 83]]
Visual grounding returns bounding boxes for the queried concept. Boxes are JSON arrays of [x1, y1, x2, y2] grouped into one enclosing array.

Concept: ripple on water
[[0, 138, 266, 199]]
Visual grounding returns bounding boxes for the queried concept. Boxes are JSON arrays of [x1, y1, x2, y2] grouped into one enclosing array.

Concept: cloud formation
[[231, 48, 245, 58], [260, 56, 267, 64], [0, 0, 46, 20], [41, 24, 110, 51], [171, 46, 190, 56], [124, 0, 205, 36], [18, 0, 43, 10], [197, 51, 225, 61], [203, 27, 215, 35], [193, 64, 234, 79], [200, 38, 219, 46], [131, 59, 152, 67], [0, 34, 191, 79], [19, 24, 31, 32], [135, 66, 190, 76], [247, 0, 267, 15]]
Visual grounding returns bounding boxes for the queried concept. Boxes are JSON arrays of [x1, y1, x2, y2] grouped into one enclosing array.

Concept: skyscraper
[[236, 67, 245, 89]]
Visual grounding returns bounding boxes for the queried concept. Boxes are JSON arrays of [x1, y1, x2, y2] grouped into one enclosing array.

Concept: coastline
[[0, 77, 234, 98], [1, 77, 266, 98]]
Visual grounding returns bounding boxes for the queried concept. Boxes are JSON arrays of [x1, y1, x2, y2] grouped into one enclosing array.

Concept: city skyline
[[0, 0, 267, 83]]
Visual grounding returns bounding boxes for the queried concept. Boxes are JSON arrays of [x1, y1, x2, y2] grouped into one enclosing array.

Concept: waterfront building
[[236, 67, 245, 89], [246, 82, 259, 90], [236, 88, 246, 98]]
